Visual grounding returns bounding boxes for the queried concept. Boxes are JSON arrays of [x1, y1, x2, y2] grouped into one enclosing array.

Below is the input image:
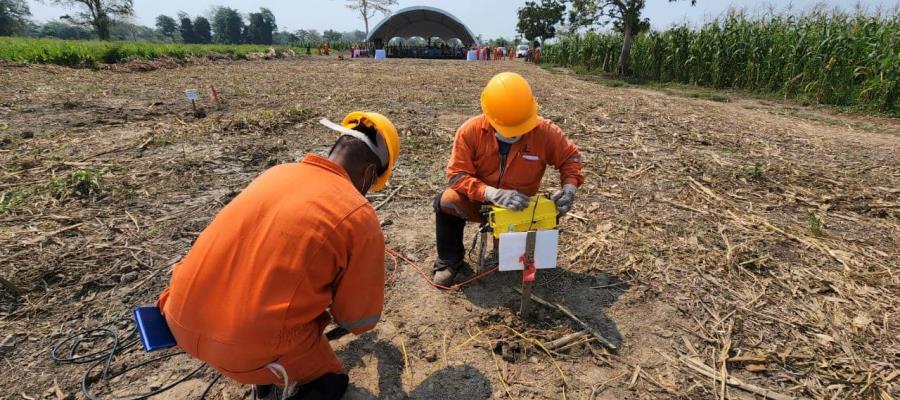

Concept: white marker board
[[185, 89, 199, 101], [498, 230, 559, 272]]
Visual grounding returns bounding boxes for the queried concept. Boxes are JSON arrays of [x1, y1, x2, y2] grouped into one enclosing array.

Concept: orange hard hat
[[341, 112, 400, 192], [481, 72, 538, 138]]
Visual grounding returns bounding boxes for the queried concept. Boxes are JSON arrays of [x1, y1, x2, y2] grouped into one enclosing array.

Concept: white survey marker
[[498, 230, 559, 271], [184, 89, 199, 101]]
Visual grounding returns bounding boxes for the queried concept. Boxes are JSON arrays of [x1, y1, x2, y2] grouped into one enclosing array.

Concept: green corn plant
[[0, 37, 356, 68], [541, 8, 898, 114]]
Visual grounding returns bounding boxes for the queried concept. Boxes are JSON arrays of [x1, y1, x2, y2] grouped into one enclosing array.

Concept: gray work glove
[[551, 184, 578, 214], [485, 187, 529, 211]]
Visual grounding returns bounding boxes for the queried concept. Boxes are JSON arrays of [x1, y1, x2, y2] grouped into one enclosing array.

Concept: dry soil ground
[[0, 57, 898, 400]]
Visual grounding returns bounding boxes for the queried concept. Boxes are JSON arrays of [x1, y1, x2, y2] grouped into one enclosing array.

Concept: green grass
[[149, 136, 174, 146], [746, 163, 765, 180], [543, 10, 899, 114], [807, 211, 824, 237], [0, 37, 341, 67], [48, 167, 107, 200], [0, 188, 33, 214]]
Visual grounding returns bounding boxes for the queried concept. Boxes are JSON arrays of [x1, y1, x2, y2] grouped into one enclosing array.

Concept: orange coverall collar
[[301, 153, 352, 182], [478, 113, 538, 139]]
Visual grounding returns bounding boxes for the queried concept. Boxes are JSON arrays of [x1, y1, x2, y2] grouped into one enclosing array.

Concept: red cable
[[386, 250, 400, 284], [386, 247, 498, 291]]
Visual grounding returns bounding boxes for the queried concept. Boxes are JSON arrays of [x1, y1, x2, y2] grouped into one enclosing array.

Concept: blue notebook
[[133, 306, 177, 351]]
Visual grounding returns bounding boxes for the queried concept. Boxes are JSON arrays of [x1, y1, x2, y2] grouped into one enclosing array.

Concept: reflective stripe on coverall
[[158, 154, 385, 385]]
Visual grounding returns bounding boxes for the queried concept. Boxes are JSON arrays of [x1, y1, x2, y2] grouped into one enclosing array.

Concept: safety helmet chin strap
[[320, 118, 389, 169]]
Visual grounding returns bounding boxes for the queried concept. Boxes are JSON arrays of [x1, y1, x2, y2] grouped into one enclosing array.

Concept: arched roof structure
[[367, 6, 479, 46]]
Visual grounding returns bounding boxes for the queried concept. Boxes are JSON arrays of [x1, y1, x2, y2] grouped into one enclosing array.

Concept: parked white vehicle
[[516, 44, 530, 58]]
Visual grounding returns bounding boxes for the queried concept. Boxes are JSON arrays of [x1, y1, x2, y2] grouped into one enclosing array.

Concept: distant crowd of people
[[469, 44, 541, 63], [302, 41, 542, 63]]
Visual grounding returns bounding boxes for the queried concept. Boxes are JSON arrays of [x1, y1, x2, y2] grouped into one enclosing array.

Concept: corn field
[[0, 38, 354, 68], [542, 10, 899, 113]]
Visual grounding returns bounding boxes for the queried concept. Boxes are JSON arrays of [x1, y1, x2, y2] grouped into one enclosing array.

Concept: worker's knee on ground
[[168, 315, 342, 385], [437, 189, 483, 222], [276, 335, 344, 385]]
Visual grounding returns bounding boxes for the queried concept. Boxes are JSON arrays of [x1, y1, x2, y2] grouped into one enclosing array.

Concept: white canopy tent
[[367, 6, 479, 46]]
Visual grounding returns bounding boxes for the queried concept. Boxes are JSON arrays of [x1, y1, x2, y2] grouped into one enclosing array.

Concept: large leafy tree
[[40, 20, 92, 39], [110, 20, 157, 41], [193, 16, 211, 44], [344, 0, 397, 39], [322, 29, 342, 42], [177, 12, 196, 43], [273, 30, 298, 45], [295, 29, 321, 42], [155, 15, 177, 42], [50, 0, 134, 40], [568, 0, 696, 75], [245, 7, 276, 44], [341, 30, 366, 41], [491, 37, 512, 48], [0, 0, 31, 36], [210, 6, 243, 44], [517, 0, 566, 46]]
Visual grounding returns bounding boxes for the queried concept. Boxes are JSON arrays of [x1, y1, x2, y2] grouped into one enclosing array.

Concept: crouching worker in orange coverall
[[433, 72, 585, 286], [157, 112, 400, 400]]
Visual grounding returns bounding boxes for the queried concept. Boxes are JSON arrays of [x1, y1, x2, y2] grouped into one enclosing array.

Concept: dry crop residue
[[0, 58, 897, 399]]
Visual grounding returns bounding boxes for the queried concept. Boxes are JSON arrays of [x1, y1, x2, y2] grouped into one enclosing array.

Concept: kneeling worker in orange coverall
[[157, 112, 400, 399], [433, 72, 584, 285]]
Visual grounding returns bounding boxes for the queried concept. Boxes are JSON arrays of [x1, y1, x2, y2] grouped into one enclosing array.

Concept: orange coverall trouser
[[163, 301, 344, 385]]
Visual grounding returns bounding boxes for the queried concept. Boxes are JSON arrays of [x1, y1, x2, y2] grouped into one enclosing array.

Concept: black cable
[[81, 351, 205, 400], [466, 228, 481, 265], [198, 375, 221, 399], [50, 313, 220, 400], [526, 196, 540, 231]]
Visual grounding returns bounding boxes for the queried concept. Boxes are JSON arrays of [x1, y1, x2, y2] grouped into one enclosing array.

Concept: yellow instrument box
[[488, 196, 558, 239]]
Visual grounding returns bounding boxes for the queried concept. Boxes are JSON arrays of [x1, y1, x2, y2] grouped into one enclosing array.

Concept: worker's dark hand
[[551, 184, 578, 214], [485, 187, 529, 211]]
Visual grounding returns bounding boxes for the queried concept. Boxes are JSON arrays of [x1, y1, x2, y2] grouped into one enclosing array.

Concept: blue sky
[[27, 0, 897, 39]]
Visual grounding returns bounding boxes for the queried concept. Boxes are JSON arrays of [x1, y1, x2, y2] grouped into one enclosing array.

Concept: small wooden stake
[[520, 280, 533, 317], [519, 231, 537, 318]]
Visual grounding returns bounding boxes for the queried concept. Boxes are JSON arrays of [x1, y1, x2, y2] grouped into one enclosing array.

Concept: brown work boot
[[433, 259, 466, 287]]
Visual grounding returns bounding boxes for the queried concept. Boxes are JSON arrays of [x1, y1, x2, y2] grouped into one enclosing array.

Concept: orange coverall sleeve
[[330, 205, 385, 335], [544, 122, 585, 188], [447, 123, 489, 202]]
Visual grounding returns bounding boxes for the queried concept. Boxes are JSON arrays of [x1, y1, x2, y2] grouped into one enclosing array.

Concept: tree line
[[154, 7, 274, 45], [516, 0, 696, 75], [1, 0, 372, 45]]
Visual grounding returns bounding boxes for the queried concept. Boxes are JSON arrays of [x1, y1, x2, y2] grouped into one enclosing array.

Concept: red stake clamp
[[520, 255, 536, 283]]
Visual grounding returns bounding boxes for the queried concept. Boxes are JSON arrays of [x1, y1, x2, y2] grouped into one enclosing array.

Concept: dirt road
[[1, 58, 897, 399]]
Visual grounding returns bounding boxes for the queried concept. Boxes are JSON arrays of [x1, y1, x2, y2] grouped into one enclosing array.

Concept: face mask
[[495, 132, 522, 144], [360, 164, 378, 195]]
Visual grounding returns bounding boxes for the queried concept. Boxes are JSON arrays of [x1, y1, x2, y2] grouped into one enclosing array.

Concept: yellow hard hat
[[481, 72, 539, 138], [341, 111, 400, 192]]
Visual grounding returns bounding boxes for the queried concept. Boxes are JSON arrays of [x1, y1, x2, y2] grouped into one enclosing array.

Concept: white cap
[[319, 118, 389, 168]]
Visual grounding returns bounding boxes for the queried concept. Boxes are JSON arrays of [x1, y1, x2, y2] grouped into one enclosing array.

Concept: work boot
[[433, 259, 466, 287], [287, 373, 349, 400], [253, 385, 274, 399]]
